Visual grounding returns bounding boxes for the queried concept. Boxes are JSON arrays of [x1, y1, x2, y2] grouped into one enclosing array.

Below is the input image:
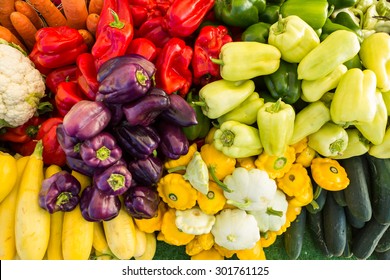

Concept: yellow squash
[[0, 151, 18, 203]]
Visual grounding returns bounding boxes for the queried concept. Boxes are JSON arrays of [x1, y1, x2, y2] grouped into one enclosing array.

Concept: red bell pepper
[[135, 16, 171, 48], [126, 37, 158, 62], [54, 82, 84, 117], [164, 0, 215, 38], [0, 116, 42, 143], [92, 0, 134, 69], [129, 0, 173, 27], [76, 53, 99, 100], [29, 26, 88, 70], [45, 65, 78, 94], [154, 37, 193, 96], [192, 25, 233, 85]]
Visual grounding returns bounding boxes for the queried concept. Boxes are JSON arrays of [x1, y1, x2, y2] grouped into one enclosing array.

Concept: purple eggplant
[[80, 185, 121, 222], [127, 154, 163, 186], [155, 120, 189, 159], [122, 88, 170, 126], [97, 62, 152, 104], [66, 156, 96, 177], [63, 100, 111, 140], [39, 171, 81, 214], [113, 122, 160, 159], [97, 54, 156, 83], [56, 124, 82, 158], [79, 132, 122, 168], [94, 163, 132, 196], [123, 185, 160, 219], [160, 94, 198, 127]]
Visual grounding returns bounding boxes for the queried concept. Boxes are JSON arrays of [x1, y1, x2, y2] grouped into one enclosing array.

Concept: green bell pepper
[[290, 101, 331, 145], [214, 0, 266, 28], [259, 4, 281, 24], [344, 54, 362, 69], [328, 0, 358, 9], [196, 79, 255, 119], [217, 92, 264, 125], [268, 15, 320, 63], [280, 0, 330, 30], [257, 99, 295, 156], [263, 59, 302, 104], [241, 22, 271, 43], [212, 41, 281, 82], [355, 90, 388, 145], [182, 91, 211, 141], [331, 128, 370, 160], [330, 68, 377, 126], [213, 120, 263, 158], [308, 122, 348, 157]]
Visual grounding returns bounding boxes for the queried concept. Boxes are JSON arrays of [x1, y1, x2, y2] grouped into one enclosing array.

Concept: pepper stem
[[329, 139, 345, 155], [56, 192, 72, 206], [136, 70, 148, 86], [109, 8, 125, 29], [192, 101, 206, 107], [266, 207, 284, 217], [208, 165, 232, 193], [220, 129, 235, 147], [265, 98, 282, 113], [272, 15, 287, 35], [107, 173, 126, 191], [96, 146, 111, 161], [210, 58, 224, 66]]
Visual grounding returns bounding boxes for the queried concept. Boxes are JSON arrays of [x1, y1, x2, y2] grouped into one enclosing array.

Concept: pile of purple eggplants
[[48, 54, 198, 222]]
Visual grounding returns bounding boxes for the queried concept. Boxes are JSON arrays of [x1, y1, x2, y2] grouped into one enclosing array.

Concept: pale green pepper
[[196, 79, 255, 119], [213, 120, 263, 158], [290, 101, 331, 145], [301, 64, 348, 102], [268, 15, 320, 63], [257, 99, 295, 157], [308, 122, 348, 157], [330, 68, 377, 126], [211, 41, 281, 81], [331, 128, 370, 160], [381, 90, 390, 115], [368, 126, 390, 158], [355, 90, 388, 145], [359, 32, 390, 92], [217, 92, 264, 125]]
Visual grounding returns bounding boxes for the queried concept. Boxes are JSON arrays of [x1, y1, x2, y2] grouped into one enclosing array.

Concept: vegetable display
[[1, 0, 390, 262]]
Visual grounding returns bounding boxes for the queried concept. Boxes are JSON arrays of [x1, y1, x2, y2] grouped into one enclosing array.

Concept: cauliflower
[[0, 39, 46, 129]]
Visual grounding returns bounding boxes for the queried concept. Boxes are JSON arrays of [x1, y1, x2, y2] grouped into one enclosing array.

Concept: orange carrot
[[88, 0, 104, 15], [78, 29, 95, 50], [28, 0, 67, 27], [14, 0, 44, 30], [61, 0, 89, 30], [0, 25, 27, 52], [86, 13, 99, 36], [0, 0, 18, 33], [10, 11, 37, 51]]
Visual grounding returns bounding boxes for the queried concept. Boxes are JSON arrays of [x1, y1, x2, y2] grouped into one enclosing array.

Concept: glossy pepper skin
[[264, 60, 301, 104], [0, 116, 41, 143], [29, 26, 88, 72], [155, 120, 189, 160], [63, 100, 112, 140], [56, 124, 81, 158], [124, 185, 160, 219], [154, 37, 193, 96], [214, 0, 267, 28], [160, 93, 198, 127], [136, 16, 172, 49], [45, 65, 78, 94], [126, 37, 158, 62], [39, 171, 81, 214], [122, 87, 171, 126], [76, 53, 99, 100], [54, 81, 84, 117], [79, 132, 122, 168], [113, 122, 160, 160], [92, 0, 134, 69], [328, 0, 357, 9], [164, 0, 215, 38], [241, 22, 271, 43], [94, 163, 132, 196], [192, 25, 233, 86], [80, 185, 121, 222], [127, 155, 164, 186], [308, 122, 348, 157]]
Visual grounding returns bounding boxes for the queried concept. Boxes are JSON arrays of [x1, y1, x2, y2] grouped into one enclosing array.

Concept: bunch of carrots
[[0, 0, 102, 52]]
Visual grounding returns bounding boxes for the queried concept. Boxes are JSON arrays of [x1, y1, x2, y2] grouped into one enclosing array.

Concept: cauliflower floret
[[0, 40, 45, 128]]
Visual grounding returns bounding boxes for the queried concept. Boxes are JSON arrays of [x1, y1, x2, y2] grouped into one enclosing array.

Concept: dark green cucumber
[[306, 179, 328, 214], [351, 217, 390, 259], [345, 206, 366, 229], [341, 223, 353, 258], [323, 192, 347, 257], [375, 248, 390, 260], [375, 226, 390, 253], [340, 156, 372, 222], [332, 190, 347, 207], [284, 207, 307, 260], [307, 209, 333, 258], [365, 155, 390, 224]]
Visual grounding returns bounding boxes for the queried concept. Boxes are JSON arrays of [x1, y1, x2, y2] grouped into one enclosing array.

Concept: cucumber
[[339, 156, 372, 222], [306, 180, 328, 214], [284, 207, 307, 260], [341, 223, 353, 258], [375, 248, 390, 260], [323, 192, 347, 257], [375, 226, 390, 253], [332, 190, 347, 207], [307, 210, 333, 258], [351, 217, 390, 259], [345, 206, 366, 229], [365, 155, 390, 224]]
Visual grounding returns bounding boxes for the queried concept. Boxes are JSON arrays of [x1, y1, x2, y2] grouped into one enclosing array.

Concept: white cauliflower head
[[0, 40, 46, 128]]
